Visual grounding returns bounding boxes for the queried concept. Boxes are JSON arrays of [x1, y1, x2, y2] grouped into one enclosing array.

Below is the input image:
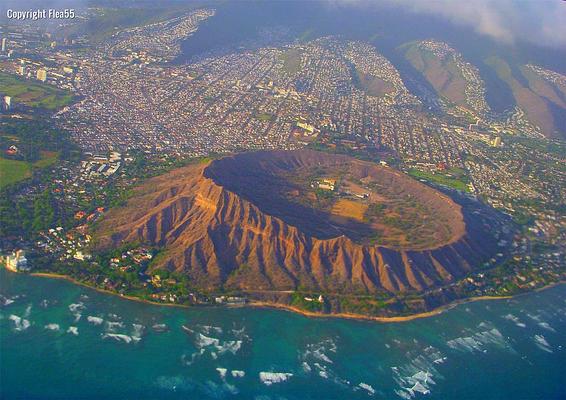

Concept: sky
[[326, 0, 566, 49], [2, 0, 565, 50]]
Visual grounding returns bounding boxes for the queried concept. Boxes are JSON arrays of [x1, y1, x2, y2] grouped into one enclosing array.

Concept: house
[[318, 178, 337, 191]]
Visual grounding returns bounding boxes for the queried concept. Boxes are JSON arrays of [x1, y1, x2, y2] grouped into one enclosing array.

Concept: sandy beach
[[27, 271, 563, 323]]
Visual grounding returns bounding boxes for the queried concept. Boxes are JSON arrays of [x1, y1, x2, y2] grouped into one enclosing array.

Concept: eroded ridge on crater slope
[[96, 150, 512, 294]]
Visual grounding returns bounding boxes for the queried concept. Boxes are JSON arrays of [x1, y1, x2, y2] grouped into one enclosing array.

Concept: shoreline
[[29, 272, 192, 309], [26, 271, 564, 323]]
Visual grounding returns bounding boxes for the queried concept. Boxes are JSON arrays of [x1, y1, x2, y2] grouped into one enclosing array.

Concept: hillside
[[484, 57, 566, 139], [400, 41, 477, 110]]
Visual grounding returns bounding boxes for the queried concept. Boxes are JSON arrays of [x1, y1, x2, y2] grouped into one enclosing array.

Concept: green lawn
[[0, 157, 32, 189], [0, 151, 59, 189], [0, 72, 74, 110], [256, 112, 275, 121], [279, 49, 302, 74], [34, 151, 59, 168], [408, 168, 470, 192]]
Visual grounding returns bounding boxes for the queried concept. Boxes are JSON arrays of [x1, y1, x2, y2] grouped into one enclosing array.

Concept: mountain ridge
[[94, 150, 511, 295]]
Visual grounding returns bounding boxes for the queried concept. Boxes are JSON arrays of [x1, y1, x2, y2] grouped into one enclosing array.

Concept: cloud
[[326, 0, 566, 49]]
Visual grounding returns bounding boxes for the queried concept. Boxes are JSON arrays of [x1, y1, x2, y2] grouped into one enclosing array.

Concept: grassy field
[[255, 112, 275, 121], [0, 73, 73, 110], [34, 151, 59, 168], [0, 157, 31, 188], [0, 151, 59, 189], [279, 49, 302, 74], [408, 168, 470, 192]]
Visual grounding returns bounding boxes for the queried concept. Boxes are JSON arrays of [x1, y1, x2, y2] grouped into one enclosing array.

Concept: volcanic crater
[[95, 150, 509, 294]]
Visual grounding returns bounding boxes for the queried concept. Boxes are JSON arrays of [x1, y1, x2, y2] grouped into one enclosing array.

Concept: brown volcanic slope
[[95, 150, 507, 294]]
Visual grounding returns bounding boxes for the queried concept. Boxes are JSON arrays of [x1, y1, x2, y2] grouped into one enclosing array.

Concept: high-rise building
[[37, 69, 47, 82], [1, 38, 6, 52], [4, 96, 11, 110], [5, 250, 29, 272]]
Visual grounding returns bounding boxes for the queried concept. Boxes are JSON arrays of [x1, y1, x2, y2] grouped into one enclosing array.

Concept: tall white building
[[5, 250, 30, 272], [37, 69, 47, 82], [1, 38, 6, 52]]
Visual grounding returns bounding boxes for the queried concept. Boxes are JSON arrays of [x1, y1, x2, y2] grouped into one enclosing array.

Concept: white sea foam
[[131, 323, 144, 342], [301, 362, 312, 373], [259, 372, 293, 386], [231, 327, 249, 340], [67, 326, 79, 335], [392, 346, 444, 399], [181, 349, 206, 366], [23, 304, 32, 318], [152, 323, 168, 332], [358, 382, 376, 395], [503, 314, 526, 328], [105, 320, 125, 332], [526, 313, 542, 322], [0, 294, 16, 307], [302, 338, 337, 365], [216, 368, 227, 379], [87, 316, 104, 325], [200, 325, 223, 335], [231, 370, 245, 378], [68, 302, 85, 313], [447, 327, 512, 353], [44, 323, 60, 331], [538, 322, 555, 332], [195, 333, 220, 348], [534, 335, 552, 353], [102, 333, 133, 344], [395, 389, 412, 399], [9, 314, 30, 331], [215, 340, 242, 355]]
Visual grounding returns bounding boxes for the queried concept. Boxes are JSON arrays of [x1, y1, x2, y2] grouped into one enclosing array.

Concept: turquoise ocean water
[[1, 268, 565, 400]]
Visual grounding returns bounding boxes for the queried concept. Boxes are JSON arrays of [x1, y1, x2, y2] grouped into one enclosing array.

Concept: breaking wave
[[259, 372, 293, 385]]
